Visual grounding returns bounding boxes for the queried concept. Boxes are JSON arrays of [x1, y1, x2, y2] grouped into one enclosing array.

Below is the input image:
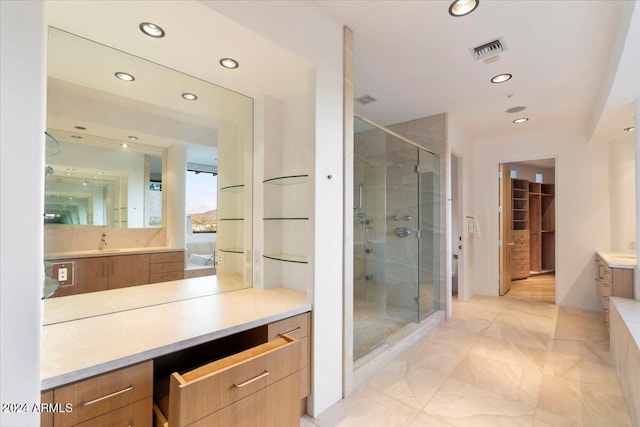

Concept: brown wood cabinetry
[[43, 361, 152, 427], [149, 251, 185, 283], [508, 179, 555, 280], [268, 312, 311, 401], [596, 255, 634, 326], [107, 254, 150, 290], [50, 251, 185, 297], [54, 257, 109, 297]]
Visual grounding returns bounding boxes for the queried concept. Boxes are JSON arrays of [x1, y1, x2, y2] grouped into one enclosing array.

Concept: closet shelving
[[524, 181, 555, 276]]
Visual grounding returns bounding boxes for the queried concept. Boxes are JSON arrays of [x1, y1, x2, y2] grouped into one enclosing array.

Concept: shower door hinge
[[415, 296, 423, 305], [415, 229, 422, 239], [414, 165, 421, 173]]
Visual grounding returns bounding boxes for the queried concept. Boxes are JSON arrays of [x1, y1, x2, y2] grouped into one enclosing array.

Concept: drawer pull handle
[[80, 385, 134, 407], [279, 326, 302, 336], [234, 370, 270, 388]]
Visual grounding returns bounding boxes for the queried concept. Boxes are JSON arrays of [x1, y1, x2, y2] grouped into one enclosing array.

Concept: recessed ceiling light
[[219, 58, 239, 69], [624, 126, 635, 132], [513, 118, 529, 124], [139, 22, 165, 38], [74, 125, 87, 130], [65, 172, 72, 176], [491, 73, 512, 84], [506, 106, 527, 114], [93, 175, 99, 178], [70, 135, 82, 139], [128, 135, 139, 140], [115, 72, 135, 81], [82, 181, 88, 186], [449, 0, 479, 17], [182, 93, 198, 101], [121, 143, 129, 148]]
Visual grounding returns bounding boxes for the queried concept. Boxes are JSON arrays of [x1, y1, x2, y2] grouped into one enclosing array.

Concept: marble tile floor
[[302, 296, 632, 427]]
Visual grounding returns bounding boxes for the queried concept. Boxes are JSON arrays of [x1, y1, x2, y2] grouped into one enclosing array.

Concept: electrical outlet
[[629, 241, 637, 250], [58, 267, 67, 281]]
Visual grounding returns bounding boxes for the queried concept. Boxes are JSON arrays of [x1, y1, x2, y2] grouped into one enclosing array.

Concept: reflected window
[[186, 170, 217, 233]]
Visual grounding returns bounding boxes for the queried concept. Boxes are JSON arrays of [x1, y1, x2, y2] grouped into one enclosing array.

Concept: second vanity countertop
[[45, 246, 184, 260], [41, 285, 311, 390], [597, 251, 637, 270]]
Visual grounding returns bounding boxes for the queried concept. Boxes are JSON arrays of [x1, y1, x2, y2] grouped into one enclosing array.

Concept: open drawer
[[154, 335, 300, 427]]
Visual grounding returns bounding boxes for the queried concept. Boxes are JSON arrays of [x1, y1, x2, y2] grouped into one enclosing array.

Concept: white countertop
[[42, 275, 247, 325], [45, 246, 183, 260], [597, 251, 637, 269], [610, 297, 640, 349], [41, 286, 311, 390]]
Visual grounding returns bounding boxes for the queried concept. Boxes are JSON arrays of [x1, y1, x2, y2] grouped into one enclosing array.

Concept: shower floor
[[353, 301, 416, 360], [353, 281, 438, 361]]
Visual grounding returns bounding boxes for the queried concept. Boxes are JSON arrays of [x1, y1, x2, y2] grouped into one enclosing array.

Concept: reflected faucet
[[99, 233, 107, 250]]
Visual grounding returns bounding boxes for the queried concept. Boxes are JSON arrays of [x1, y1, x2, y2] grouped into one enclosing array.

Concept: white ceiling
[[316, 0, 634, 142], [45, 0, 636, 153]]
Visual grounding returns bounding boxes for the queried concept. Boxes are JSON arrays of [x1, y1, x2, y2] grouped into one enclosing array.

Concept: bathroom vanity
[[45, 248, 185, 297], [41, 283, 311, 426], [595, 251, 635, 326]]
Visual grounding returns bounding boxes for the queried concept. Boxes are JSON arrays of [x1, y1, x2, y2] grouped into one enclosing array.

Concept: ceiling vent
[[471, 38, 507, 61], [355, 94, 377, 105]]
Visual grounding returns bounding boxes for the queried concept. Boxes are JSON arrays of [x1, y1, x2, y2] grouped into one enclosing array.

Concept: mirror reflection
[[43, 27, 253, 318]]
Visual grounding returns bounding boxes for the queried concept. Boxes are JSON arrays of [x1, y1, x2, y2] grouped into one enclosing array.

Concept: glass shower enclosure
[[353, 115, 441, 361]]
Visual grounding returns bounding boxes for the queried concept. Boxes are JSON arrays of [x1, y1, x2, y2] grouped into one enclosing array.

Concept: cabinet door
[[107, 254, 150, 289], [55, 257, 109, 297]]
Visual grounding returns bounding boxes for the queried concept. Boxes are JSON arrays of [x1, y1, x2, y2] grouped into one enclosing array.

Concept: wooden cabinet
[[44, 360, 152, 427], [149, 251, 185, 283], [50, 251, 185, 297], [510, 230, 530, 280], [529, 182, 555, 274], [107, 254, 150, 290], [154, 335, 301, 427], [268, 312, 311, 401], [54, 257, 109, 297], [596, 255, 634, 326], [507, 179, 555, 280]]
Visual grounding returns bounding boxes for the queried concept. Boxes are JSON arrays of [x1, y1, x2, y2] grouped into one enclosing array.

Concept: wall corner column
[[166, 145, 187, 249]]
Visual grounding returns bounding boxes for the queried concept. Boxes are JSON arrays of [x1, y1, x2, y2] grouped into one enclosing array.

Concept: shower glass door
[[353, 116, 440, 361]]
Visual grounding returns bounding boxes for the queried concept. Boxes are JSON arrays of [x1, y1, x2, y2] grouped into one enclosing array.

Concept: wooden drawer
[[150, 262, 184, 274], [601, 295, 610, 310], [74, 396, 152, 427], [41, 390, 54, 427], [54, 361, 153, 426], [150, 271, 184, 283], [150, 252, 184, 264], [166, 336, 300, 426], [512, 231, 529, 244], [267, 313, 309, 340], [598, 279, 611, 298], [155, 372, 300, 427], [190, 372, 300, 427]]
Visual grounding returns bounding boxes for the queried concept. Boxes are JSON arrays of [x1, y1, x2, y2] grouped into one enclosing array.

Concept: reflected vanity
[[43, 27, 253, 318]]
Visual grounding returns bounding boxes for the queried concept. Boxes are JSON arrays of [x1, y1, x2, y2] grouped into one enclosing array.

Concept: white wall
[[0, 2, 45, 426], [468, 127, 611, 311], [610, 137, 636, 253], [204, 2, 344, 416]]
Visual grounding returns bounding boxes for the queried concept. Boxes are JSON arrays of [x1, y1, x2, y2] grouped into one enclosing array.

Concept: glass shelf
[[219, 218, 244, 221], [219, 248, 244, 254], [263, 175, 308, 185], [264, 217, 309, 221], [220, 184, 245, 192], [263, 253, 308, 264]]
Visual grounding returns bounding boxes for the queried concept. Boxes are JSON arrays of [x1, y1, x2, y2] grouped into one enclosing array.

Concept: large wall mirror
[[43, 27, 253, 321]]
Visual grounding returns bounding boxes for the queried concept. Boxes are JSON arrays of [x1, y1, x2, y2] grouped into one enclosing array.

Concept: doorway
[[499, 158, 556, 303], [451, 153, 462, 300]]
